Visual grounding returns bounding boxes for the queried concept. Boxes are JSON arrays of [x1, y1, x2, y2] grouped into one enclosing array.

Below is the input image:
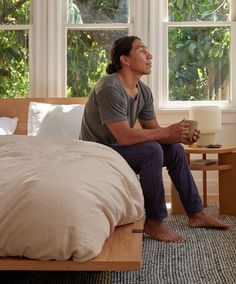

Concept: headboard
[[0, 97, 88, 135]]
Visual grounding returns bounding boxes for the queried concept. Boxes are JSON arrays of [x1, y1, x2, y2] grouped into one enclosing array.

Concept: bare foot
[[188, 212, 230, 229], [144, 219, 185, 243]]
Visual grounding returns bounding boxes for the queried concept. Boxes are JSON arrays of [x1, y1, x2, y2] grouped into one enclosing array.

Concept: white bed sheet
[[0, 135, 144, 262]]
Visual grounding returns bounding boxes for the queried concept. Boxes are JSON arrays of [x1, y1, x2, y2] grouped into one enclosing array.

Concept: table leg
[[202, 154, 207, 207], [202, 171, 207, 207], [218, 152, 236, 215], [170, 183, 185, 215]]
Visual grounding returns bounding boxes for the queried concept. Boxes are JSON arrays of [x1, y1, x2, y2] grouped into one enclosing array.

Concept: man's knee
[[142, 141, 164, 165], [169, 143, 185, 156], [163, 143, 187, 168]]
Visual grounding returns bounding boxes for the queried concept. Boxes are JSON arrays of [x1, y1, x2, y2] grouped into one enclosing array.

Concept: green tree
[[168, 0, 230, 101], [67, 29, 127, 97], [67, 0, 128, 97], [0, 0, 30, 98], [0, 0, 231, 100]]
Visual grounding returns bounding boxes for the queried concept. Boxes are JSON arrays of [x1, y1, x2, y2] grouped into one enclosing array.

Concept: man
[[80, 36, 229, 243]]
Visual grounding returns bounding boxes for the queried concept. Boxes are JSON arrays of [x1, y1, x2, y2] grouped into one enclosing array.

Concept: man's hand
[[164, 120, 200, 145], [106, 119, 200, 146], [183, 129, 201, 145], [164, 120, 189, 143]]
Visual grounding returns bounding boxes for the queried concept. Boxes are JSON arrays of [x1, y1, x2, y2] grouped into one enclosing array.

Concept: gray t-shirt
[[79, 73, 156, 146]]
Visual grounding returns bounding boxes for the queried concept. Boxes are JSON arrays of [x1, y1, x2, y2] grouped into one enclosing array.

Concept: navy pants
[[111, 142, 203, 220]]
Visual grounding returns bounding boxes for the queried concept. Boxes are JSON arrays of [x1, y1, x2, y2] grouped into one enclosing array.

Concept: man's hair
[[106, 35, 140, 74]]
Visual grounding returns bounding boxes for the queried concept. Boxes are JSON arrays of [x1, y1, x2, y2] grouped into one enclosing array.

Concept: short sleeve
[[95, 86, 128, 125]]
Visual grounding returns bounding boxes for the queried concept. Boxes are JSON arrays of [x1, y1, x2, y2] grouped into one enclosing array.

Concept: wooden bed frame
[[0, 98, 144, 271]]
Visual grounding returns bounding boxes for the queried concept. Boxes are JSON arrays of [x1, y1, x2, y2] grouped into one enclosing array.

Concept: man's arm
[[138, 119, 159, 129], [106, 119, 197, 146]]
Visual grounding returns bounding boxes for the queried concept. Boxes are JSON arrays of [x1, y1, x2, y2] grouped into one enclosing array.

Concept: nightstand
[[171, 145, 236, 215]]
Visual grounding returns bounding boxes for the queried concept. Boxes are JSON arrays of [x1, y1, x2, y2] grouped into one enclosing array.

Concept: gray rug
[[1, 204, 236, 284]]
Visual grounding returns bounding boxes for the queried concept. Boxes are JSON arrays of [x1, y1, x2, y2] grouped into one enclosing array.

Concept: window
[[1, 0, 235, 111], [0, 0, 133, 99], [66, 0, 131, 97], [151, 0, 236, 109], [0, 0, 32, 98]]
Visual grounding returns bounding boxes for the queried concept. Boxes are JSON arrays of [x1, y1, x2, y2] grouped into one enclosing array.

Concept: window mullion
[[47, 0, 66, 98], [132, 0, 149, 86], [0, 25, 32, 30], [231, 0, 236, 21], [32, 0, 47, 97], [67, 23, 130, 30], [167, 21, 232, 27], [148, 0, 169, 109]]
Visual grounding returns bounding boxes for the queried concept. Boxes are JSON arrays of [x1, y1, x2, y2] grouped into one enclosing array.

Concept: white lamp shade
[[189, 106, 222, 133]]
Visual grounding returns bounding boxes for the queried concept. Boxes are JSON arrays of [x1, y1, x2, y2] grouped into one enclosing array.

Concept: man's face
[[125, 39, 152, 75]]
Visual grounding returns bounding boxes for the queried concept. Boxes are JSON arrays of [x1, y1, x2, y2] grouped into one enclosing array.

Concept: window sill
[[155, 108, 236, 125]]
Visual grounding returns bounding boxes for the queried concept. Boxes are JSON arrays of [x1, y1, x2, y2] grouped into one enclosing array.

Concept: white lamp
[[189, 106, 222, 146]]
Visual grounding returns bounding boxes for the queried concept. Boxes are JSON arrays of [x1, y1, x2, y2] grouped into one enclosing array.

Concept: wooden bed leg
[[170, 183, 185, 215]]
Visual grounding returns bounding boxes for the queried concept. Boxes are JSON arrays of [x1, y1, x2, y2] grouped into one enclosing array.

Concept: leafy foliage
[[168, 0, 229, 21], [67, 0, 128, 97], [0, 0, 231, 100], [67, 31, 108, 97], [0, 0, 30, 98], [68, 0, 128, 24], [0, 29, 29, 98], [0, 0, 30, 24], [168, 0, 230, 101], [67, 29, 127, 97]]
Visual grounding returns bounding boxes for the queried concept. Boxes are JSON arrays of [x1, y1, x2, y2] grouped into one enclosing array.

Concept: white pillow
[[27, 102, 85, 139], [0, 117, 18, 135]]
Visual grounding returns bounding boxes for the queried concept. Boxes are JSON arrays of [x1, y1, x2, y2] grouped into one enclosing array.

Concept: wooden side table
[[171, 145, 236, 215], [218, 151, 236, 215]]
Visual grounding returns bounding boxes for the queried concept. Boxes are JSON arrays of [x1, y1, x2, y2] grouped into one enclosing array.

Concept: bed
[[0, 98, 144, 271]]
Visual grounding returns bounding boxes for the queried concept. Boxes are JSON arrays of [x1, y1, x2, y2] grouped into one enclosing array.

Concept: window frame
[[148, 0, 236, 110], [34, 0, 139, 98], [1, 0, 235, 112], [65, 0, 135, 97]]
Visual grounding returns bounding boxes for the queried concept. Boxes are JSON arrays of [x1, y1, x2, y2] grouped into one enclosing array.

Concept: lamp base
[[196, 133, 217, 147]]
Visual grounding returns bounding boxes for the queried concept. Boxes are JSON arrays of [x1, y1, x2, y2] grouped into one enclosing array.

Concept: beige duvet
[[0, 135, 144, 262]]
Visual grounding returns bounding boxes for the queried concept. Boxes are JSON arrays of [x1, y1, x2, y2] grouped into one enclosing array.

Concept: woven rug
[[1, 204, 236, 284]]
